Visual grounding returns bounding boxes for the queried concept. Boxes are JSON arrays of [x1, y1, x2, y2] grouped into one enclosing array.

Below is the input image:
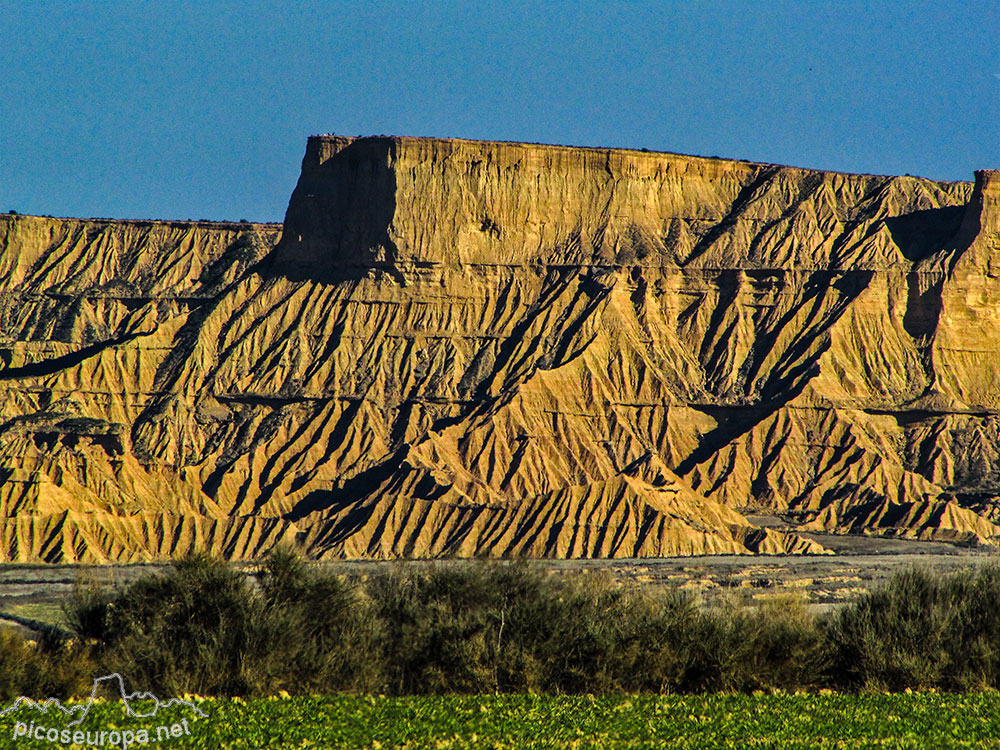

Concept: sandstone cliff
[[0, 135, 997, 561]]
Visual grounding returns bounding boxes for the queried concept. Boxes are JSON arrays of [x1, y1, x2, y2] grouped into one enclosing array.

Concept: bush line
[[0, 552, 998, 698]]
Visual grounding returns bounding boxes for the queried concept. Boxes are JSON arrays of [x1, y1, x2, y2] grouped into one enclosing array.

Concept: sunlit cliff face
[[0, 136, 996, 561]]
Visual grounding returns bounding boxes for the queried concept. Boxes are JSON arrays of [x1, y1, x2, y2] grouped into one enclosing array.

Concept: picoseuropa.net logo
[[1, 673, 207, 749]]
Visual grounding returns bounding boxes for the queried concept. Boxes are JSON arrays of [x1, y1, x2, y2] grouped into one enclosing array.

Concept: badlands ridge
[[1, 135, 998, 561]]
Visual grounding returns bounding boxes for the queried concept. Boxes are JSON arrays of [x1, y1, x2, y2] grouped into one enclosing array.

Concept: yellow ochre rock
[[0, 135, 997, 561]]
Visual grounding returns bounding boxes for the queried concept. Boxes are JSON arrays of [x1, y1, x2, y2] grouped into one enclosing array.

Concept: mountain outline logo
[[0, 672, 207, 727]]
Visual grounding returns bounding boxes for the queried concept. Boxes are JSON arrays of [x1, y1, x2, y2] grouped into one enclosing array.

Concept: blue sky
[[2, 1, 997, 222]]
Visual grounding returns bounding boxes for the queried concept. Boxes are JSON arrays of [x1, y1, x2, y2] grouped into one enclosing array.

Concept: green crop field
[[1, 694, 1000, 749]]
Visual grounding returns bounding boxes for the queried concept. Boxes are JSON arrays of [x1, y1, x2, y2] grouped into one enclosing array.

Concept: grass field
[[1, 694, 999, 749]]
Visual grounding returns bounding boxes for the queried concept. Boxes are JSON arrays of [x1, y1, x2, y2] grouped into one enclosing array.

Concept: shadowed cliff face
[[0, 136, 997, 562], [269, 137, 400, 282]]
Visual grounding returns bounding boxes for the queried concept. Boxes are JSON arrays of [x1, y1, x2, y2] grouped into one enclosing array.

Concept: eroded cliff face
[[0, 135, 997, 561], [0, 216, 290, 560]]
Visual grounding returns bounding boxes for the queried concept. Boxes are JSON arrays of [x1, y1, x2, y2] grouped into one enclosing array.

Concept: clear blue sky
[[2, 1, 997, 222]]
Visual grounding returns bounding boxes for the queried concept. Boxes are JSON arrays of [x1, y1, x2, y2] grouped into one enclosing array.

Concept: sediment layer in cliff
[[0, 135, 997, 561]]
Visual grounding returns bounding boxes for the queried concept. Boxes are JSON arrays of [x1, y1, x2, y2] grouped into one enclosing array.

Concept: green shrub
[[0, 627, 41, 700], [63, 549, 377, 697], [695, 596, 824, 692], [825, 564, 1000, 691], [366, 562, 540, 694], [0, 626, 97, 701], [85, 553, 261, 695], [64, 576, 113, 641], [254, 547, 378, 693]]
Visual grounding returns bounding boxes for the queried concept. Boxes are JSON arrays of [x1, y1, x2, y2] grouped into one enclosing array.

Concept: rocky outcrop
[[0, 135, 997, 561]]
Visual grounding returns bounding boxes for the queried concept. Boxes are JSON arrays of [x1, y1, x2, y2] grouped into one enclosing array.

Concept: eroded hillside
[[1, 135, 997, 561]]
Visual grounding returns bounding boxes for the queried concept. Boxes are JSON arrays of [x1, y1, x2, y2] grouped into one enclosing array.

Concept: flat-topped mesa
[[272, 134, 977, 280], [0, 135, 998, 562]]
